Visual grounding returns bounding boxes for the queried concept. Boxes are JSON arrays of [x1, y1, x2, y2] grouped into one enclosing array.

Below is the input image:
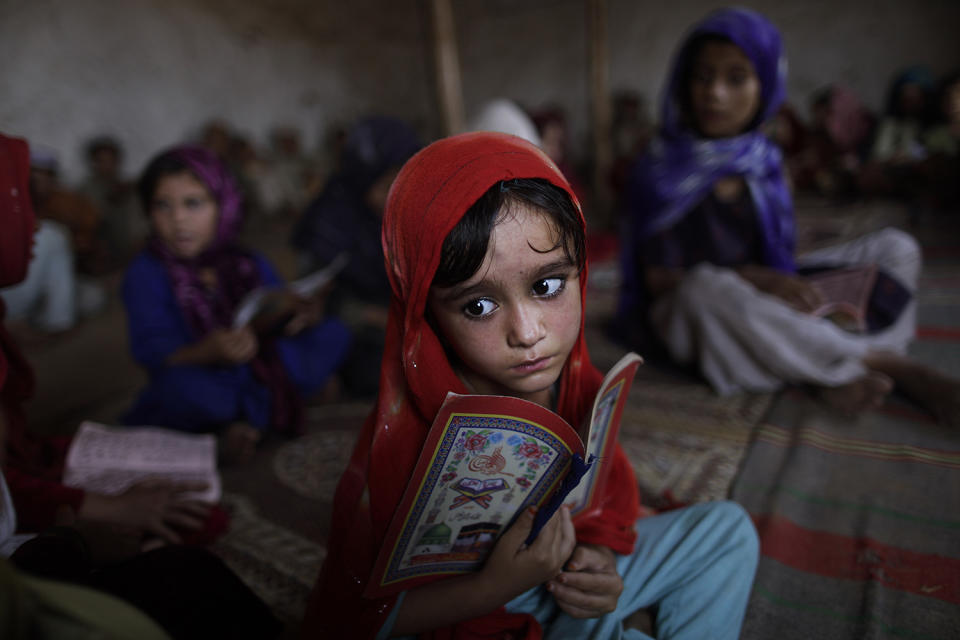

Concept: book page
[[232, 252, 349, 329], [366, 394, 583, 597], [805, 266, 877, 331], [288, 252, 349, 297], [563, 352, 643, 518], [63, 422, 221, 503]]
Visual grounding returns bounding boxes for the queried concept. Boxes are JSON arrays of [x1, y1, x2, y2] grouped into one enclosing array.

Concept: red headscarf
[[1, 133, 39, 456], [0, 134, 35, 290], [302, 133, 639, 639], [1, 133, 79, 525]]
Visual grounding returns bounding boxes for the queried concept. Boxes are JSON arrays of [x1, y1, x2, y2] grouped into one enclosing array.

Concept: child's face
[[149, 171, 219, 260], [428, 203, 582, 408], [688, 40, 761, 138]]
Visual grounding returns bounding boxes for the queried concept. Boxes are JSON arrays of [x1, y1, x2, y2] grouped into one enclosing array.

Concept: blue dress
[[121, 250, 351, 432]]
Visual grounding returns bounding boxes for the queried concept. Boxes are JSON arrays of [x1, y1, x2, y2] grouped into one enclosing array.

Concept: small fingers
[[141, 536, 167, 552], [172, 500, 213, 518], [501, 506, 537, 552], [164, 510, 206, 531], [170, 481, 211, 494], [285, 316, 306, 335], [150, 521, 184, 545], [557, 506, 576, 558], [527, 505, 566, 555], [548, 578, 618, 617], [553, 595, 602, 619]]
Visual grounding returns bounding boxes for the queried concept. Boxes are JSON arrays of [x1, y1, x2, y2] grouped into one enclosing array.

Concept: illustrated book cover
[[365, 352, 643, 597]]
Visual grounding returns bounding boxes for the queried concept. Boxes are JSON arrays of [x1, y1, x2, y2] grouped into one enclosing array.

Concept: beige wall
[[2, 0, 957, 182]]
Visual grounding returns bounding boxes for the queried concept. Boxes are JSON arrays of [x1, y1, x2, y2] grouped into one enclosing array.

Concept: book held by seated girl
[[367, 352, 642, 596]]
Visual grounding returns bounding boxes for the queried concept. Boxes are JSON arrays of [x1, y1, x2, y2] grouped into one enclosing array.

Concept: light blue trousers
[[504, 501, 758, 639]]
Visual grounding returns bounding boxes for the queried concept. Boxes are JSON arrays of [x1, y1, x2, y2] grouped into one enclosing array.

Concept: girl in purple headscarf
[[122, 146, 351, 461], [617, 8, 959, 422]]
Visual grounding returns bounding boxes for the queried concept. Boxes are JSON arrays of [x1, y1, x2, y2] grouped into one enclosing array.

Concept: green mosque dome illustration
[[418, 522, 453, 546]]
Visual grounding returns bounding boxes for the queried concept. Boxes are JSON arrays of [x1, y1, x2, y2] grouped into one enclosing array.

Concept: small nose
[[170, 203, 191, 224], [506, 302, 546, 348], [704, 78, 722, 99]]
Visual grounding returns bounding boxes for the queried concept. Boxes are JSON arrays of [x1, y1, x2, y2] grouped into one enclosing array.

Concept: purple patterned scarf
[[147, 146, 302, 434], [619, 7, 794, 330]]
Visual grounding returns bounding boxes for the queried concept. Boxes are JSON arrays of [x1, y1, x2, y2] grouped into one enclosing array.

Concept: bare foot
[[819, 371, 893, 417], [893, 366, 960, 427], [863, 352, 960, 427], [219, 422, 261, 465]]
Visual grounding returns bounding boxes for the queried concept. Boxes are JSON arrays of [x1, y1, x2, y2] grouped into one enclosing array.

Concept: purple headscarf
[[623, 7, 793, 272], [616, 8, 793, 345], [146, 145, 302, 434], [147, 145, 260, 335]]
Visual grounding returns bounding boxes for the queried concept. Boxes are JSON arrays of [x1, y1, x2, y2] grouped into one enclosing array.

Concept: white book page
[[231, 252, 349, 329], [288, 252, 349, 297], [63, 422, 220, 502], [563, 352, 643, 514]]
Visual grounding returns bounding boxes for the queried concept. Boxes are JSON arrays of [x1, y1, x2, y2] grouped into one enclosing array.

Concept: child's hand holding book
[[480, 505, 576, 601], [548, 543, 624, 619], [78, 479, 212, 545], [392, 505, 577, 635]]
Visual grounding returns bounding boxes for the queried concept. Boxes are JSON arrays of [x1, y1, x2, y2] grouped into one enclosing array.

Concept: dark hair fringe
[[432, 178, 585, 289], [137, 151, 192, 213]]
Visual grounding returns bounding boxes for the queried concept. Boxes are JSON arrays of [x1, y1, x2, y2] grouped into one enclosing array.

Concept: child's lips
[[699, 108, 726, 122], [512, 356, 552, 373]]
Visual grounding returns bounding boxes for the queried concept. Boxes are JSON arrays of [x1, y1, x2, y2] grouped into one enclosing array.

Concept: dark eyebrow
[[434, 280, 487, 304], [531, 258, 577, 280], [433, 257, 576, 304]]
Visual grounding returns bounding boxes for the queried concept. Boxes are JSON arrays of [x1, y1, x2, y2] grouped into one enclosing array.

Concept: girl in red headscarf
[[302, 132, 758, 639]]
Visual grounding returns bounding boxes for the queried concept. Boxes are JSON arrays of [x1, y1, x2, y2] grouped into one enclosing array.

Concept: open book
[[232, 252, 349, 330], [804, 265, 877, 332], [365, 352, 643, 597], [63, 422, 221, 503]]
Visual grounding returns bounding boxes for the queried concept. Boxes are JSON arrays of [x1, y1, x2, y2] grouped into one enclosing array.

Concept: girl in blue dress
[[122, 146, 350, 461]]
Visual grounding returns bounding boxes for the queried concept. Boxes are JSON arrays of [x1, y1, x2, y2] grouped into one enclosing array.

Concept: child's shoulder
[[122, 250, 170, 296], [125, 250, 163, 276]]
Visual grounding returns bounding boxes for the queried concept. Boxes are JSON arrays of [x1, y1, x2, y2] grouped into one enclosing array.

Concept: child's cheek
[[555, 294, 583, 359]]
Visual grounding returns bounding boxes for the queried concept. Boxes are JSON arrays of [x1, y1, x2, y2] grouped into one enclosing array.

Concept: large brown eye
[[463, 298, 496, 318], [532, 277, 563, 297]]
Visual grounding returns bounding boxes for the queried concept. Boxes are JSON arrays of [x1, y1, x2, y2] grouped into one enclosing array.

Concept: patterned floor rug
[[733, 211, 960, 640]]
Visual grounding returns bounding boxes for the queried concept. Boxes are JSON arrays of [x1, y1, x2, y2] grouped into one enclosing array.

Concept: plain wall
[[2, 0, 958, 182]]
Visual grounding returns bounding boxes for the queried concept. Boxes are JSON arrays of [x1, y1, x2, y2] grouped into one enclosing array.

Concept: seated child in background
[[923, 71, 960, 208], [0, 219, 92, 335], [797, 85, 875, 199], [291, 116, 422, 397], [532, 106, 587, 204], [302, 132, 758, 639], [616, 8, 960, 424], [870, 66, 935, 165], [2, 148, 107, 335], [1, 135, 281, 640], [0, 133, 214, 546], [860, 65, 936, 199], [79, 135, 145, 270], [925, 71, 960, 157], [122, 146, 351, 462], [29, 147, 107, 276]]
